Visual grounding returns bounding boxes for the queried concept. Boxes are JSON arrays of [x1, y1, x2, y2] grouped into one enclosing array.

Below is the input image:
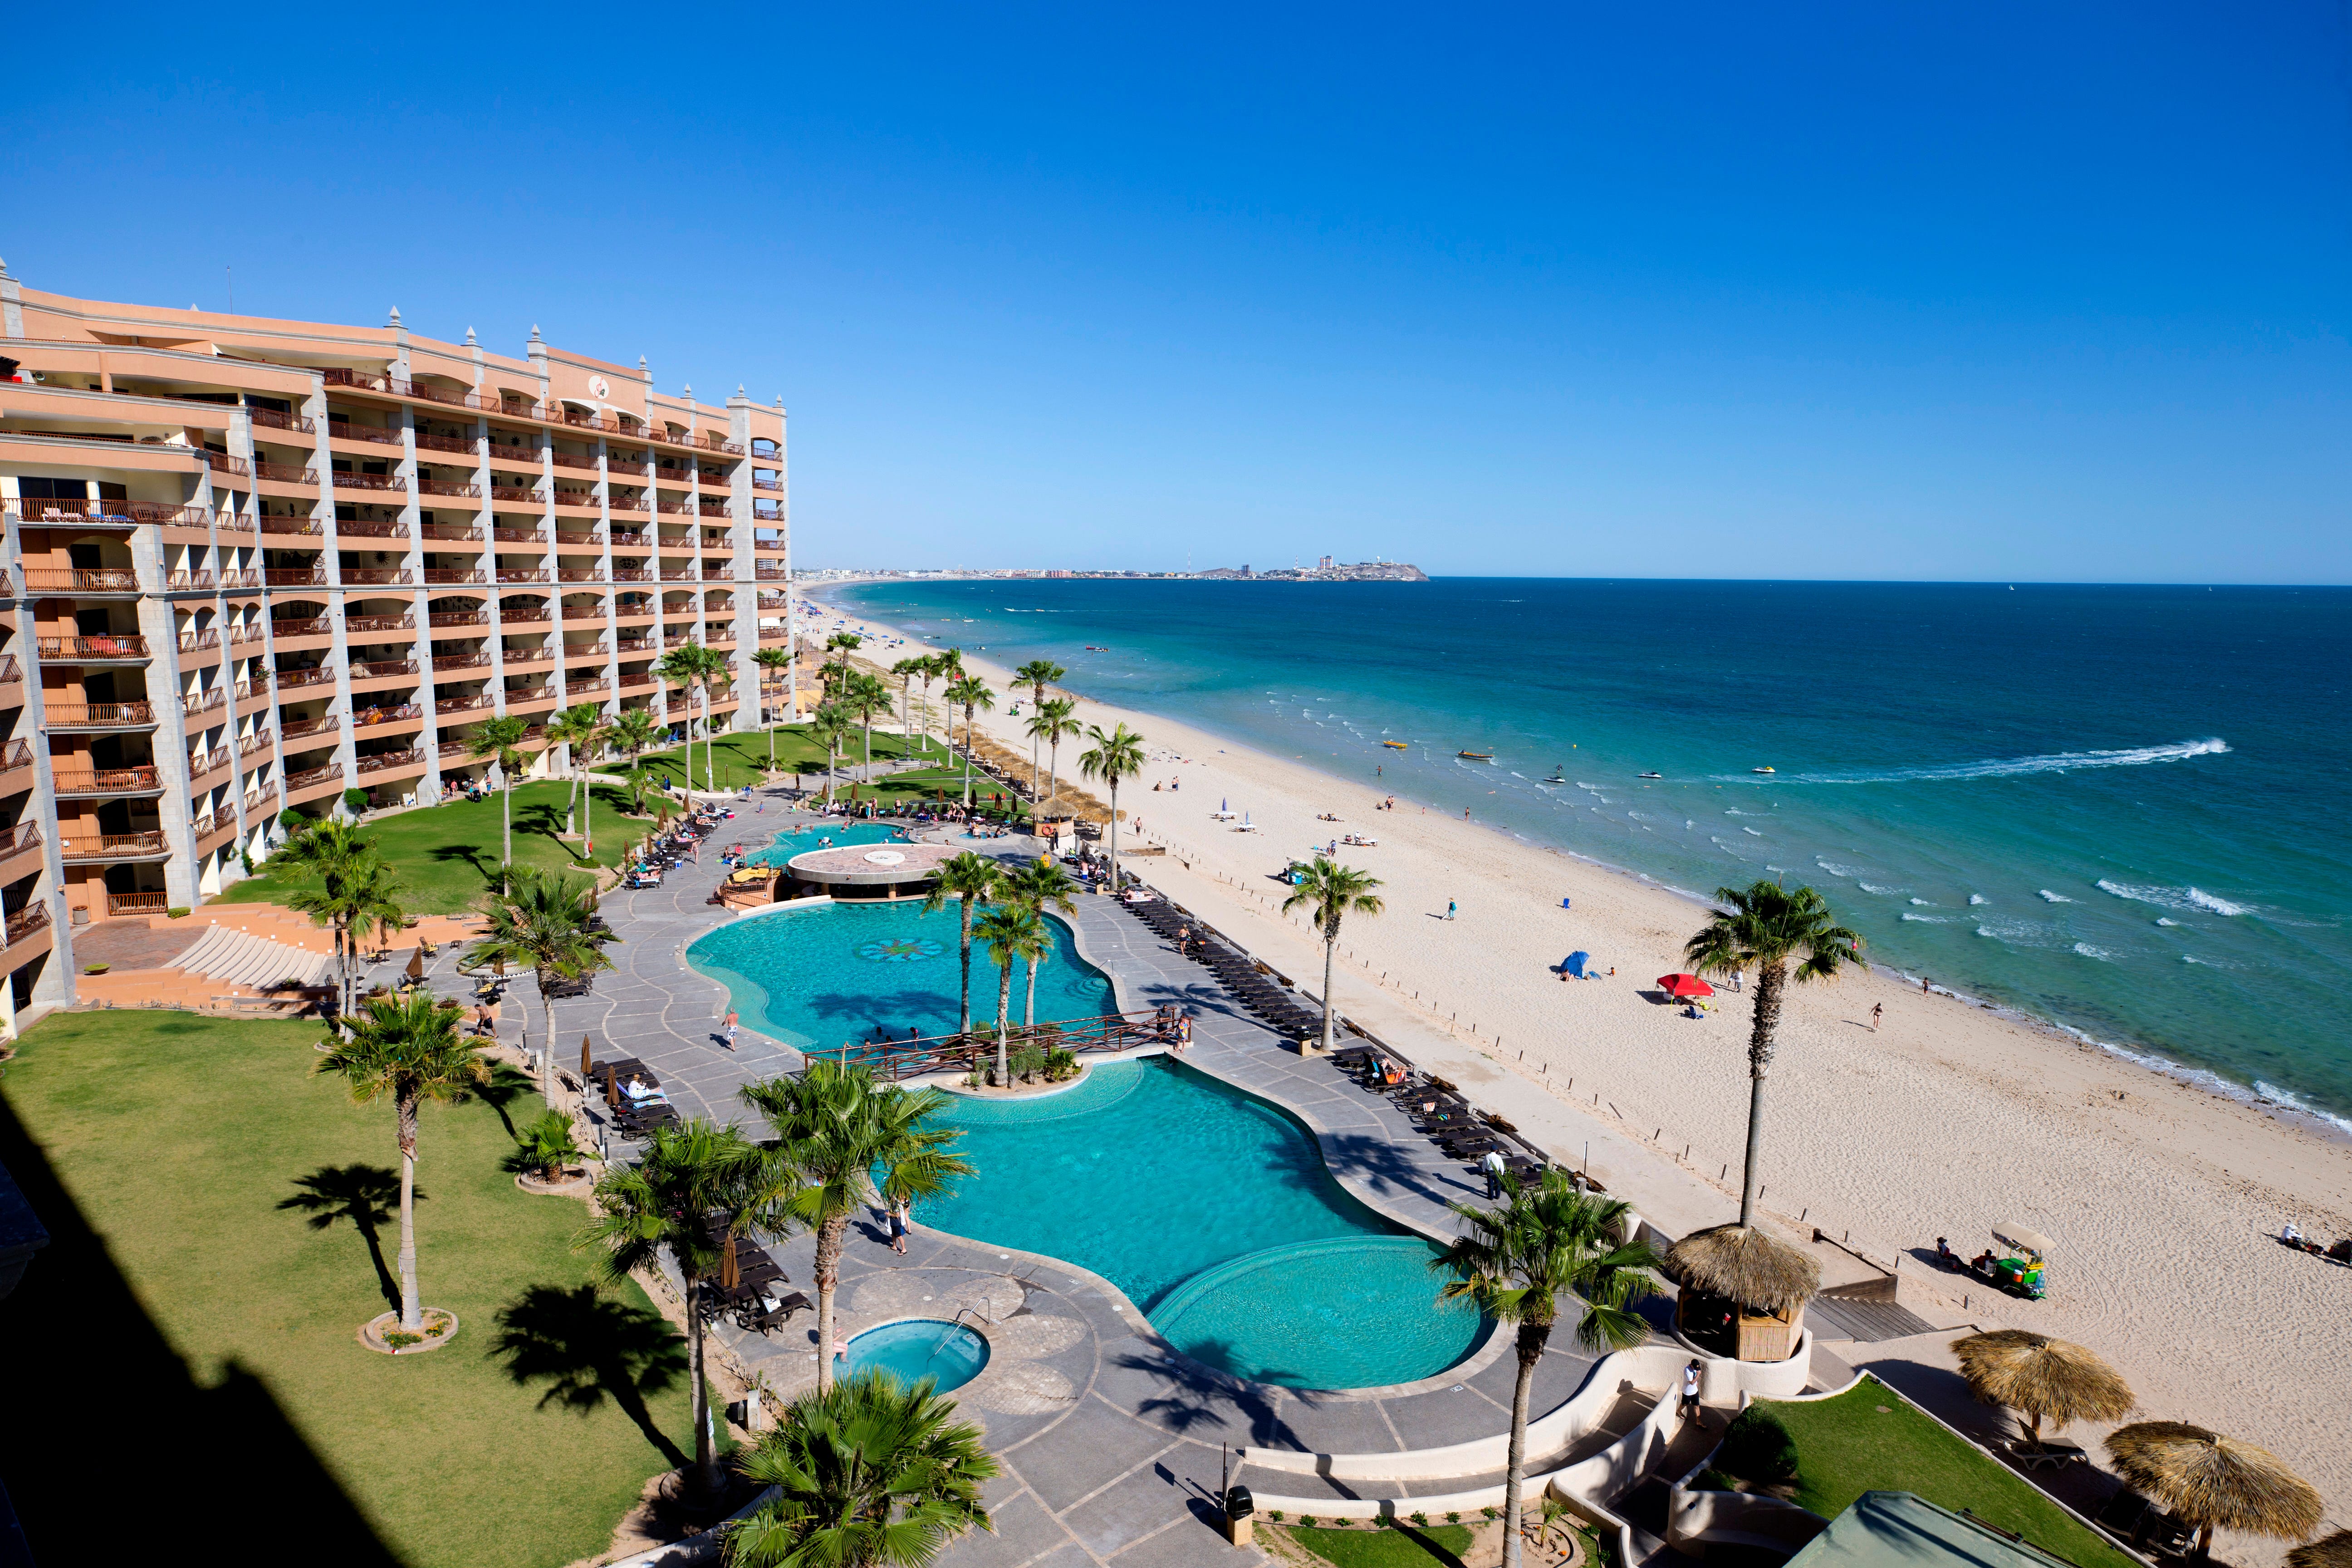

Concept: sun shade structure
[[1658, 972, 1714, 999], [2288, 1531, 2352, 1568], [1785, 1490, 2073, 1568], [1994, 1222, 2054, 1258], [1950, 1330, 2134, 1446], [2105, 1421, 2323, 1555], [1666, 1223, 1820, 1363]]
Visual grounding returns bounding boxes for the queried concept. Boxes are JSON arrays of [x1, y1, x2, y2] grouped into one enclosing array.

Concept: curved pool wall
[[841, 1318, 991, 1393], [919, 1057, 1487, 1390], [685, 900, 1117, 1056]]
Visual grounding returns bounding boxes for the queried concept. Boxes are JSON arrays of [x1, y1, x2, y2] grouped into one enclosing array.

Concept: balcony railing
[[549, 490, 598, 509], [53, 767, 161, 795], [433, 652, 492, 672], [416, 480, 481, 499], [549, 450, 595, 470], [178, 630, 222, 654], [0, 740, 33, 778], [753, 477, 782, 492], [608, 495, 650, 512], [344, 615, 415, 634], [555, 568, 606, 583], [7, 500, 214, 528], [355, 748, 425, 775], [275, 667, 333, 689], [248, 407, 312, 433], [39, 634, 150, 659], [435, 694, 495, 714], [618, 672, 655, 690], [0, 822, 41, 862], [422, 523, 484, 541], [615, 636, 658, 652], [60, 831, 168, 860], [500, 606, 552, 623], [327, 470, 407, 492], [239, 729, 274, 756], [567, 677, 612, 695], [501, 646, 553, 664], [429, 611, 490, 628], [188, 748, 232, 779], [496, 568, 550, 583], [220, 568, 264, 588], [340, 568, 414, 586], [202, 451, 252, 477], [46, 702, 156, 728], [23, 568, 141, 593], [488, 485, 538, 503], [492, 527, 545, 544], [281, 715, 339, 741], [266, 568, 329, 586], [231, 678, 271, 702], [5, 901, 52, 942], [505, 686, 558, 706], [284, 763, 338, 790], [352, 659, 418, 679], [270, 617, 333, 639], [564, 642, 609, 659], [105, 890, 172, 917], [254, 463, 317, 484], [423, 568, 488, 584], [324, 420, 401, 446], [335, 519, 409, 538], [414, 431, 475, 456], [0, 655, 19, 686], [181, 688, 227, 718], [261, 515, 325, 535], [352, 704, 423, 728], [165, 570, 217, 591]]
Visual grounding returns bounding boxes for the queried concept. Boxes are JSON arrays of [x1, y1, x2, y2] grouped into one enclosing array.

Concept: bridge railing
[[823, 1007, 1178, 1080]]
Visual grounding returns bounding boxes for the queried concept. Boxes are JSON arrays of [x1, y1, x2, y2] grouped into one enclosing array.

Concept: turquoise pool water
[[745, 820, 912, 865], [920, 1058, 1484, 1389], [686, 902, 1117, 1054], [840, 1319, 990, 1393]]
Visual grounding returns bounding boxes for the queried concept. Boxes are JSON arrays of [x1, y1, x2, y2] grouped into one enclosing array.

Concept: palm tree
[[921, 853, 1003, 1038], [466, 714, 531, 897], [576, 1118, 768, 1494], [657, 642, 725, 795], [891, 657, 928, 758], [1030, 698, 1080, 813], [1433, 1173, 1660, 1568], [973, 905, 1048, 1086], [726, 1372, 998, 1568], [943, 677, 994, 808], [844, 671, 892, 778], [1011, 659, 1065, 797], [1684, 881, 1866, 1228], [545, 702, 606, 843], [1004, 858, 1078, 1028], [277, 819, 405, 1019], [739, 1062, 972, 1395], [1077, 721, 1146, 889], [754, 646, 793, 769], [315, 991, 489, 1331], [1282, 858, 1386, 1054], [468, 867, 618, 1106], [912, 653, 948, 750], [608, 704, 661, 787], [808, 705, 853, 808]]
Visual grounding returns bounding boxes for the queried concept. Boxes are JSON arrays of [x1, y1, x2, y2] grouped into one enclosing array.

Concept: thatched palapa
[[2106, 1421, 2323, 1553], [1664, 1224, 1820, 1312], [2288, 1530, 2352, 1568], [1951, 1329, 2134, 1444]]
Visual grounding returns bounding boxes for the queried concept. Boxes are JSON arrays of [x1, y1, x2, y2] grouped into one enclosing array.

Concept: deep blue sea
[[826, 578, 2352, 1128]]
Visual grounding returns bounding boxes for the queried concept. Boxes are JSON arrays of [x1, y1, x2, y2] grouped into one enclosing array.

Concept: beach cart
[[1982, 1221, 2051, 1300]]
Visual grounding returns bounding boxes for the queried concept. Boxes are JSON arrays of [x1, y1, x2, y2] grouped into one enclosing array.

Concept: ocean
[[825, 578, 2352, 1129]]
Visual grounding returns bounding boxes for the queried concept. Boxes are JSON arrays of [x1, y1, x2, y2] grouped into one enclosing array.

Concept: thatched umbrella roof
[[2289, 1532, 2352, 1568], [1951, 1330, 2133, 1441], [1664, 1224, 1820, 1312], [2106, 1421, 2323, 1546]]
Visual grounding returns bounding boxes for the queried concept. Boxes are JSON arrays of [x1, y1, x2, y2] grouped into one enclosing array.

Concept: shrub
[[343, 788, 370, 815], [1299, 1516, 1317, 1529], [1044, 1047, 1080, 1081], [1009, 1044, 1047, 1082], [82, 963, 109, 976], [1482, 1507, 1499, 1522], [1446, 1512, 1460, 1525], [1268, 1511, 1284, 1523], [166, 906, 191, 919], [1717, 1406, 1800, 1485], [1409, 1511, 1428, 1527]]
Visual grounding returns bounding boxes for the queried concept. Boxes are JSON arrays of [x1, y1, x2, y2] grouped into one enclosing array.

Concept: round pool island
[[784, 841, 962, 900]]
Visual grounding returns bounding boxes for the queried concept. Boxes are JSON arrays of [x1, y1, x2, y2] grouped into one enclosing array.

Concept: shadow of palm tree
[[472, 1062, 536, 1139], [278, 1164, 413, 1309], [488, 1283, 690, 1468], [1114, 1338, 1305, 1449], [429, 841, 500, 888]]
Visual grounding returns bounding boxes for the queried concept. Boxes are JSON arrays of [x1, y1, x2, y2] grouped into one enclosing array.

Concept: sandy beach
[[809, 592, 2352, 1558]]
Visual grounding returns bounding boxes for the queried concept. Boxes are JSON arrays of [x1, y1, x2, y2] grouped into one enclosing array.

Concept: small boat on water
[[1544, 767, 1567, 783], [1752, 766, 1776, 774], [1459, 750, 1495, 761], [1381, 739, 1409, 750], [1639, 771, 1662, 779]]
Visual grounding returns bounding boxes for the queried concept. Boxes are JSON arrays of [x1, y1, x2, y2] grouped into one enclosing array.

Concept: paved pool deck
[[442, 799, 1624, 1568]]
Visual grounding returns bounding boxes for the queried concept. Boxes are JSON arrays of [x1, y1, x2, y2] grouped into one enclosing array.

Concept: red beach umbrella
[[1658, 972, 1715, 999]]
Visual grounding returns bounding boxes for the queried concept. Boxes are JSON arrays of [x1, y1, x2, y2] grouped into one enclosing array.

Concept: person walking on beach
[[1921, 976, 1932, 995], [1679, 1360, 1703, 1423], [1481, 1147, 1505, 1199], [1872, 1002, 1883, 1032], [1446, 900, 1457, 921]]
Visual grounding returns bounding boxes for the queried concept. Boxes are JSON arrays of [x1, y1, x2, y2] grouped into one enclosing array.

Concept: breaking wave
[[2096, 880, 2254, 917], [2038, 890, 2074, 903]]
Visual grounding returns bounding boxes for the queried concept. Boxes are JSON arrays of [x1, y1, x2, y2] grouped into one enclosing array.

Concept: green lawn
[[0, 1012, 704, 1568], [1285, 1521, 1474, 1566], [217, 780, 646, 916], [1759, 1377, 2136, 1568], [624, 725, 954, 792]]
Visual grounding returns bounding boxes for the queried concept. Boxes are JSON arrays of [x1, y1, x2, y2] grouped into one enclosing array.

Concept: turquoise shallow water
[[687, 901, 1117, 1054], [841, 1319, 989, 1394], [919, 1058, 1485, 1388], [833, 578, 2352, 1129], [745, 820, 912, 866]]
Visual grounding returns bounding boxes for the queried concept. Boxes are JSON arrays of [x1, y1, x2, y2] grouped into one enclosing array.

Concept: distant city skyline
[[5, 4, 2345, 582]]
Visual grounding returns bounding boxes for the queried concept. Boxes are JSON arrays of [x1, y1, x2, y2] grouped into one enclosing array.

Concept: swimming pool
[[745, 821, 912, 865], [686, 901, 1117, 1054], [841, 1319, 990, 1393], [919, 1058, 1484, 1389]]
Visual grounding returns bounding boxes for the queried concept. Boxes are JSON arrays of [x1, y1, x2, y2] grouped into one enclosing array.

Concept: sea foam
[[1720, 736, 2230, 785], [2096, 879, 2253, 916], [2038, 890, 2074, 903]]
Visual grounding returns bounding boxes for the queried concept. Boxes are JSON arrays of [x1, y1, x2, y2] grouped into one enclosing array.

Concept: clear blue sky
[[7, 3, 2347, 581]]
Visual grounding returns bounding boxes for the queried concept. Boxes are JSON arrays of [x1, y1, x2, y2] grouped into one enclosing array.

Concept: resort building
[[0, 263, 791, 1029]]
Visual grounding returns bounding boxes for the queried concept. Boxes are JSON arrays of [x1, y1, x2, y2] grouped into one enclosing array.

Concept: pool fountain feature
[[840, 1318, 991, 1393]]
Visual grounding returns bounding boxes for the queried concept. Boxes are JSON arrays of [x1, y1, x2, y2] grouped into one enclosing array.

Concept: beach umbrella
[[2288, 1531, 2352, 1568], [1664, 1223, 1820, 1313], [403, 944, 426, 985], [1566, 951, 1592, 978], [580, 1035, 593, 1080], [1658, 972, 1714, 999], [604, 1066, 620, 1109], [1950, 1330, 2134, 1448], [2105, 1422, 2323, 1556]]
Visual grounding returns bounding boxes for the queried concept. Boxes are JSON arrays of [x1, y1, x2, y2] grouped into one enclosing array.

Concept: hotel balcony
[[354, 748, 427, 784], [0, 823, 43, 886], [560, 601, 607, 622], [0, 656, 22, 701], [4, 902, 55, 968], [59, 831, 170, 864], [421, 519, 485, 539], [23, 568, 142, 598], [36, 634, 150, 665], [505, 686, 560, 716], [6, 500, 212, 530], [191, 812, 240, 853], [52, 766, 167, 801], [189, 747, 234, 790], [337, 518, 411, 542], [268, 617, 336, 653], [46, 702, 158, 733], [563, 642, 608, 665], [429, 611, 492, 637], [350, 706, 425, 740], [180, 688, 230, 730], [261, 515, 327, 538], [351, 658, 420, 694], [279, 713, 341, 748], [177, 629, 223, 664], [498, 603, 554, 626], [283, 764, 346, 808]]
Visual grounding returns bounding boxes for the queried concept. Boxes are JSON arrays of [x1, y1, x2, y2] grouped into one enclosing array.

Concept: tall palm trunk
[[813, 1213, 848, 1394], [957, 899, 976, 1036], [395, 1094, 421, 1330], [995, 961, 1014, 1085], [701, 683, 714, 794], [538, 979, 558, 1107], [1319, 914, 1340, 1053], [961, 707, 974, 807], [564, 750, 579, 837], [582, 765, 594, 864], [1739, 960, 1788, 1228], [1105, 778, 1120, 892], [1502, 1323, 1548, 1568], [500, 775, 514, 897], [684, 1266, 718, 1490], [1024, 955, 1039, 1029], [1047, 739, 1060, 809]]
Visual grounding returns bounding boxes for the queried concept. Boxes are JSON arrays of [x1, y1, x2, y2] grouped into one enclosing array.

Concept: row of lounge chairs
[[1121, 897, 1328, 1039], [1329, 1044, 1547, 1181]]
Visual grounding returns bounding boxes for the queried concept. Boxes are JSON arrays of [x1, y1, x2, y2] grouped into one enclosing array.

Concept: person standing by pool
[[889, 1199, 910, 1255], [723, 1008, 739, 1050], [1481, 1147, 1505, 1199]]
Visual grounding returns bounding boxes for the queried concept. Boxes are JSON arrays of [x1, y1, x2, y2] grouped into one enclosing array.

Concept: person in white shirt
[[1680, 1360, 1703, 1422], [1481, 1149, 1506, 1200]]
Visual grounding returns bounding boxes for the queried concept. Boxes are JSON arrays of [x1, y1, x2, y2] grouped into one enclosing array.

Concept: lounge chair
[[2010, 1439, 2087, 1472]]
